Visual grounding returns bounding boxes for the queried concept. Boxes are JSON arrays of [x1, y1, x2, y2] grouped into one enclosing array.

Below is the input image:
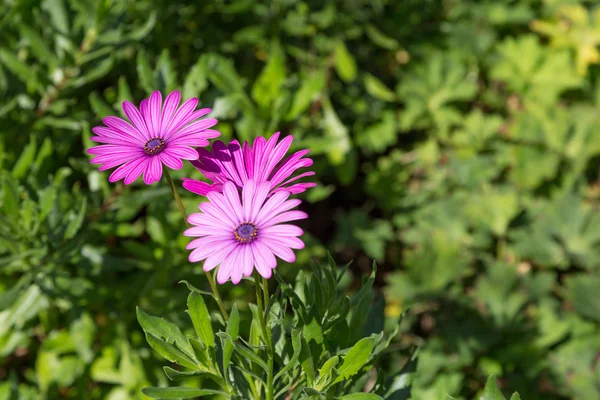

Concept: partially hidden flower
[[184, 180, 307, 284], [88, 91, 220, 185], [182, 132, 315, 196]]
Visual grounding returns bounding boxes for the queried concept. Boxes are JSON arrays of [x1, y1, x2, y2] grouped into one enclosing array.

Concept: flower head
[[184, 180, 307, 284], [182, 132, 315, 196], [88, 91, 220, 185]]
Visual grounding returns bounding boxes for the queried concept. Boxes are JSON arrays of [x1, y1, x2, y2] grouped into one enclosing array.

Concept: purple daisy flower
[[181, 132, 316, 196], [88, 90, 220, 185], [184, 180, 307, 284]]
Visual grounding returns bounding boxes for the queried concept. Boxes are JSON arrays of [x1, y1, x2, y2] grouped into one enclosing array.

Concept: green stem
[[255, 274, 274, 400], [164, 169, 229, 321]]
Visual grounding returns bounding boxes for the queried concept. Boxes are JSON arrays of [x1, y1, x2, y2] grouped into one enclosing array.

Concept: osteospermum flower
[[184, 180, 307, 284], [88, 91, 220, 185], [182, 132, 315, 196]]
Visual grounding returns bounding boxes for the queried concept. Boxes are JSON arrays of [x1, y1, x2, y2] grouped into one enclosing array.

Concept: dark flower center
[[144, 137, 165, 155], [234, 223, 258, 243]]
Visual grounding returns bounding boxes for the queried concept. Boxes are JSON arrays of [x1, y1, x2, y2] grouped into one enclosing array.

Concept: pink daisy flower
[[181, 132, 315, 196], [88, 91, 220, 185], [184, 180, 307, 284]]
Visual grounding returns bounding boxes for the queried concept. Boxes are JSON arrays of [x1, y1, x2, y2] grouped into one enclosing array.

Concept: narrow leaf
[[141, 387, 227, 399], [186, 291, 215, 348], [480, 376, 506, 400]]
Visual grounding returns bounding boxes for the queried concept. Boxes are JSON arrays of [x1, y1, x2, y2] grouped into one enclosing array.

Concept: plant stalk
[[255, 274, 274, 400], [164, 169, 229, 321]]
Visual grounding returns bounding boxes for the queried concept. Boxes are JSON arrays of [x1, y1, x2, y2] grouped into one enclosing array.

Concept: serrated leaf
[[333, 337, 375, 384], [162, 366, 213, 381], [136, 308, 196, 362], [145, 333, 199, 371]]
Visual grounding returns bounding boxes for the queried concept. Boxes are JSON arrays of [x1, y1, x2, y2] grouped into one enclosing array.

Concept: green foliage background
[[1, 0, 600, 399]]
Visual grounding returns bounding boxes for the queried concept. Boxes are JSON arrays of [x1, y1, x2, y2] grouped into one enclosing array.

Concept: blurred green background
[[1, 0, 600, 399]]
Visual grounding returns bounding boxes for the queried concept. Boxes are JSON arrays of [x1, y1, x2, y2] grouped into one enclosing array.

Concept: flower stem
[[164, 169, 229, 321], [255, 274, 274, 400]]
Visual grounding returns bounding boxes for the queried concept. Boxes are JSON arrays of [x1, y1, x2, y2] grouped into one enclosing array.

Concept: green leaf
[[217, 332, 268, 372], [565, 274, 600, 323], [89, 92, 114, 120], [70, 58, 114, 87], [322, 96, 351, 165], [64, 197, 87, 239], [286, 69, 325, 120], [509, 394, 521, 400], [2, 173, 20, 224], [274, 329, 302, 381], [156, 49, 177, 93], [356, 110, 397, 154], [365, 24, 399, 50], [141, 387, 227, 399], [12, 136, 36, 179], [41, 0, 70, 34], [186, 291, 215, 348], [299, 336, 316, 386], [314, 355, 339, 391], [364, 74, 396, 102], [145, 333, 199, 371], [480, 376, 506, 400], [337, 394, 383, 400], [128, 11, 157, 41], [19, 25, 58, 68], [303, 310, 324, 345], [219, 305, 236, 367], [162, 367, 213, 381], [183, 55, 209, 100], [117, 76, 134, 105], [136, 308, 196, 361], [333, 337, 375, 384], [334, 41, 357, 82], [252, 41, 287, 109], [384, 348, 418, 400], [0, 49, 38, 89], [137, 50, 155, 94]]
